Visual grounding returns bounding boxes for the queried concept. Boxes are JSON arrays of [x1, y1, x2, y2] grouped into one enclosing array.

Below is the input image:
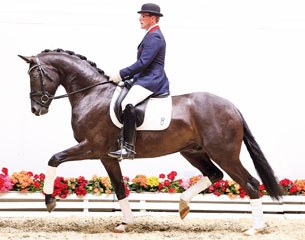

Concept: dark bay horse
[[19, 49, 282, 235]]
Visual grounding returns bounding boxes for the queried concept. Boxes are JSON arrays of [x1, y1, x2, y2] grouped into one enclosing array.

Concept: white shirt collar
[[146, 24, 159, 33]]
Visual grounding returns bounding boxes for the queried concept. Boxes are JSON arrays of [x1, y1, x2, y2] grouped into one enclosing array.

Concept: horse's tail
[[239, 111, 283, 201]]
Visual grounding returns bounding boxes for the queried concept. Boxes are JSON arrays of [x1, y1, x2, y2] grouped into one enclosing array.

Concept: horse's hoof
[[243, 227, 265, 236], [179, 199, 190, 220], [112, 222, 129, 233], [45, 194, 56, 213]]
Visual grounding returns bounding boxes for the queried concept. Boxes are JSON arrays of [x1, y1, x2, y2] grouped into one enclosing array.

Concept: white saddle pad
[[110, 86, 172, 131]]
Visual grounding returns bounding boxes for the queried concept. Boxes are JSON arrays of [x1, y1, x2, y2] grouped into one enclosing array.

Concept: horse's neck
[[47, 54, 115, 113], [59, 64, 103, 93]]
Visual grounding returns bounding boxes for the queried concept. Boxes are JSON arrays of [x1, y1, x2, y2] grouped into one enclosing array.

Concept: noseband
[[28, 56, 111, 108]]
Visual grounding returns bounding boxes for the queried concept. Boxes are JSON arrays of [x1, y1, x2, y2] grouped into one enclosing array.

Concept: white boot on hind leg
[[113, 198, 134, 233], [243, 198, 265, 236]]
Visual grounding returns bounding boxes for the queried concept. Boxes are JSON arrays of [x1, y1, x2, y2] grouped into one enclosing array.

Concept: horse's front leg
[[101, 158, 133, 233], [43, 140, 96, 212]]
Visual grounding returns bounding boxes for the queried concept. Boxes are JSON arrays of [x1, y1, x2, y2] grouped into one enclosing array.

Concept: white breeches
[[121, 85, 153, 110]]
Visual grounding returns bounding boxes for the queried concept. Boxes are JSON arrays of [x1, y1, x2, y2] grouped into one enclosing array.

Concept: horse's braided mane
[[41, 48, 105, 75]]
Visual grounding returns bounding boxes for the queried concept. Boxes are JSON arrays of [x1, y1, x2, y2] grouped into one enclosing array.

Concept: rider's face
[[139, 14, 155, 30]]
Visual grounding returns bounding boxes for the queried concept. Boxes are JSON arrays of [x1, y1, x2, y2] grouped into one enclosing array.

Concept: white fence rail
[[0, 193, 305, 217]]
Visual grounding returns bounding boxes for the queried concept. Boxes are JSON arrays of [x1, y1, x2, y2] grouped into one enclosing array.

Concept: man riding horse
[[108, 3, 170, 160]]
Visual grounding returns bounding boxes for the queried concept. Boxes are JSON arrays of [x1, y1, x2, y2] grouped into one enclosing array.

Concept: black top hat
[[137, 3, 163, 17]]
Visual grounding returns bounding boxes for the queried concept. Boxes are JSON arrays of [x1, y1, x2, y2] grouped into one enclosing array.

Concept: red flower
[[124, 183, 130, 197], [168, 188, 175, 193], [214, 191, 221, 196], [289, 185, 298, 195], [259, 184, 266, 191], [280, 178, 293, 187], [239, 189, 247, 198], [34, 181, 41, 188], [158, 183, 163, 190], [1, 167, 8, 176], [39, 173, 45, 181], [164, 180, 170, 187], [159, 173, 165, 179], [77, 176, 86, 183], [52, 177, 69, 198], [27, 171, 33, 177], [167, 171, 177, 181]]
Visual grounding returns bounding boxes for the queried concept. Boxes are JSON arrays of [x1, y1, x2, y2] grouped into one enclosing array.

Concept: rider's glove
[[107, 72, 122, 84]]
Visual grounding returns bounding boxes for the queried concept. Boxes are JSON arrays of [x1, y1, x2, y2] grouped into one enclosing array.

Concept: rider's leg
[[121, 85, 154, 111], [108, 104, 137, 159], [108, 85, 153, 159]]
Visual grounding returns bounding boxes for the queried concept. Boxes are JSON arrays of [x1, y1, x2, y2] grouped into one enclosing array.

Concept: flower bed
[[1, 167, 305, 199]]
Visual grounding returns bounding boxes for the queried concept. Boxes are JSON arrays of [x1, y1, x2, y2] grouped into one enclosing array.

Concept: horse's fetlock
[[48, 155, 60, 167]]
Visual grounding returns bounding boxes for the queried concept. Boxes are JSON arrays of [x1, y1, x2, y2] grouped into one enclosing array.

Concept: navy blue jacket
[[119, 26, 169, 96]]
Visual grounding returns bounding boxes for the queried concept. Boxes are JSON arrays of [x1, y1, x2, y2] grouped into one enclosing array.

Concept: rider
[[108, 3, 170, 159]]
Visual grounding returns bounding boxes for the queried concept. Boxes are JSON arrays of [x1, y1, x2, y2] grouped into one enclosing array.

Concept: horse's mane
[[40, 48, 105, 75]]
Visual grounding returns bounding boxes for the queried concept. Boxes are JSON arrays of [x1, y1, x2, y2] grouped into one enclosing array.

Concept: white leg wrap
[[180, 176, 212, 203], [43, 166, 57, 194], [118, 198, 134, 224], [250, 198, 265, 229]]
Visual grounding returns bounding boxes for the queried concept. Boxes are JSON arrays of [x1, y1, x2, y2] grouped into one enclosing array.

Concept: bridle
[[28, 56, 111, 108]]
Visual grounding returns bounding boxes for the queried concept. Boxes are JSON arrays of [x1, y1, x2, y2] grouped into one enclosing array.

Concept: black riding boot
[[108, 104, 136, 159]]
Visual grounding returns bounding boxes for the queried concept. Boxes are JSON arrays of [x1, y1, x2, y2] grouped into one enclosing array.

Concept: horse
[[19, 49, 282, 236]]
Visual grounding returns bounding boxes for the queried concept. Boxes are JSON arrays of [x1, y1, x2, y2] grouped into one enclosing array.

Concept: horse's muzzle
[[31, 105, 49, 116]]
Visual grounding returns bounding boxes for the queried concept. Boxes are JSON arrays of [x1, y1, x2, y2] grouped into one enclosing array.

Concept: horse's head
[[19, 55, 60, 116]]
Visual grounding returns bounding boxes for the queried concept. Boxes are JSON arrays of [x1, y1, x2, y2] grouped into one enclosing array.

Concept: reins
[[52, 81, 111, 100]]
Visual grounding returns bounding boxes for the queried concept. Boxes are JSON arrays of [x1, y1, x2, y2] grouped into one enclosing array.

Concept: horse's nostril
[[31, 107, 37, 114]]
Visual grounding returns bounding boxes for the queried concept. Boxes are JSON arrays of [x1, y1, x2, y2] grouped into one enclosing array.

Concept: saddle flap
[[113, 84, 148, 127], [110, 86, 172, 131]]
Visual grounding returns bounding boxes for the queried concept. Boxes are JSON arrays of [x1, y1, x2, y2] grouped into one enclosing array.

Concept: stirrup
[[108, 147, 135, 160]]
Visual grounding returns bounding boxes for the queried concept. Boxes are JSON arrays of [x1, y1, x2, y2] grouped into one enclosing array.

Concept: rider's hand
[[107, 72, 122, 84]]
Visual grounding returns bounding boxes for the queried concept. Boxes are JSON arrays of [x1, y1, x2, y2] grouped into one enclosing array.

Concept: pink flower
[[123, 176, 130, 182], [180, 178, 190, 190]]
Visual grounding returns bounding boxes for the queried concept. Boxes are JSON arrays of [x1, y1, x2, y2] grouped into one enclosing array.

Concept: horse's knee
[[209, 170, 224, 183], [48, 155, 60, 167]]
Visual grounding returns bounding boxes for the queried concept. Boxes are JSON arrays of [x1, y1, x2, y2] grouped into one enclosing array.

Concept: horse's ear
[[18, 55, 34, 64]]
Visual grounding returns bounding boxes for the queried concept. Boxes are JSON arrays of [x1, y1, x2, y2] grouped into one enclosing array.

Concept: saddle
[[114, 81, 148, 127], [110, 81, 172, 131]]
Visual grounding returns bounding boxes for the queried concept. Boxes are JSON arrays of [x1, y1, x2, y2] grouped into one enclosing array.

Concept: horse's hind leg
[[181, 151, 224, 183], [179, 151, 223, 219], [214, 157, 265, 235]]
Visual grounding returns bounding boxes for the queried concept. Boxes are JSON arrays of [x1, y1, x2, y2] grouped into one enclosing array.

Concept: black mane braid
[[41, 48, 105, 75]]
